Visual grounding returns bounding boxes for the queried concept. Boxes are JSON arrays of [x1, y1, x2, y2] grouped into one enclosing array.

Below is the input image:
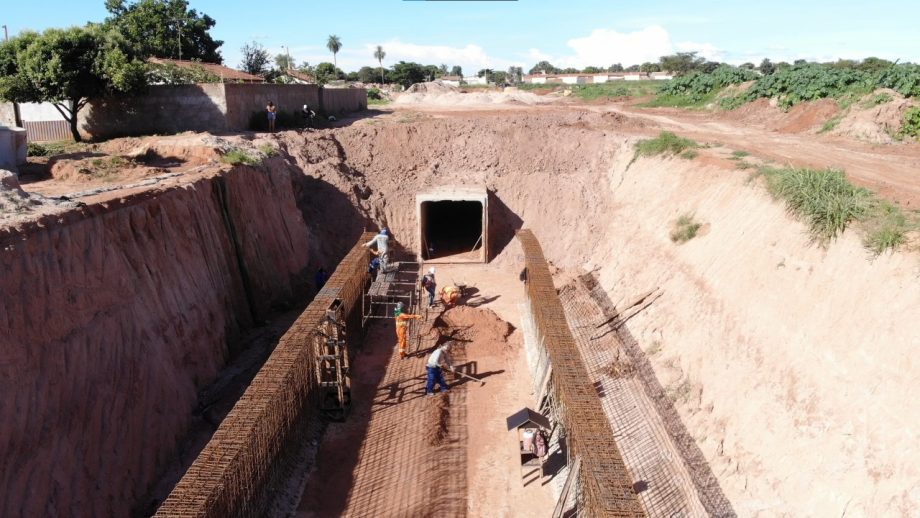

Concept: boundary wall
[[154, 232, 373, 517], [516, 229, 646, 517], [78, 84, 366, 140]]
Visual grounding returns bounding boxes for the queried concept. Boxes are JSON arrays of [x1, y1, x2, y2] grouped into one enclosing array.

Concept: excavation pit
[[416, 186, 488, 263]]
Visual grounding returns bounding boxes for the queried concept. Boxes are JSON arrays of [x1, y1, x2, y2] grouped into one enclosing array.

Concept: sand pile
[[830, 89, 916, 143], [424, 393, 451, 446], [394, 83, 550, 107]]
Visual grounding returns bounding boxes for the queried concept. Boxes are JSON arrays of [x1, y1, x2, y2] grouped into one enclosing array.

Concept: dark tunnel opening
[[421, 201, 483, 260]]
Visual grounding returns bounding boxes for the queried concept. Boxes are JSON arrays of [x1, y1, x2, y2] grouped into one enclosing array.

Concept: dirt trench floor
[[295, 264, 555, 517]]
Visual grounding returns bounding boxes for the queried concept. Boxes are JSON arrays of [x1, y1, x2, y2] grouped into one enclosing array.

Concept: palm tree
[[373, 45, 386, 84], [327, 35, 342, 74]]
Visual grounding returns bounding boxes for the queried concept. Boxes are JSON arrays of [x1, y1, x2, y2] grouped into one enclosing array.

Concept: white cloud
[[675, 41, 725, 62], [525, 26, 721, 69], [561, 26, 675, 68]]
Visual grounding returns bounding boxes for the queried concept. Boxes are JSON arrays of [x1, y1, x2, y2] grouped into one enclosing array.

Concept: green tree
[[356, 66, 377, 83], [739, 62, 756, 70], [625, 64, 640, 72], [528, 60, 558, 75], [315, 62, 343, 84], [759, 58, 775, 75], [373, 45, 386, 83], [640, 62, 661, 73], [0, 26, 146, 141], [507, 66, 523, 84], [239, 41, 269, 75], [423, 64, 441, 81], [858, 57, 894, 73], [326, 34, 342, 70], [582, 66, 603, 74], [388, 61, 426, 89], [104, 0, 222, 62], [275, 53, 294, 71], [450, 65, 463, 77], [608, 63, 624, 72], [659, 52, 705, 75]]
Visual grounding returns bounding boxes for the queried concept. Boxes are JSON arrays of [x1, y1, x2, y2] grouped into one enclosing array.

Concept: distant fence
[[79, 83, 367, 140], [23, 120, 71, 142], [153, 232, 372, 518], [516, 229, 645, 517]]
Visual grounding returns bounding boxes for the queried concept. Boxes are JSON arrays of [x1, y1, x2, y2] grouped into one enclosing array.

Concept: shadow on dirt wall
[[288, 171, 369, 277], [488, 190, 524, 261]]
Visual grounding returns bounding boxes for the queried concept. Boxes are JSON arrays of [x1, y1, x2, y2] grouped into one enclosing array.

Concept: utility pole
[[175, 17, 183, 60], [2, 25, 8, 41]]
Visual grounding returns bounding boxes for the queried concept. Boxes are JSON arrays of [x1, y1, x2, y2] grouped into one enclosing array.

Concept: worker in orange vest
[[395, 309, 421, 358], [439, 285, 461, 307]]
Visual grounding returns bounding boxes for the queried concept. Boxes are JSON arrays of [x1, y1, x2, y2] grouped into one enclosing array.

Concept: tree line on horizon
[[1, 0, 916, 142]]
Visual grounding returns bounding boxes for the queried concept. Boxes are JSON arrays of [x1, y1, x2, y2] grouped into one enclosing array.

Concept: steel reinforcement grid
[[154, 232, 374, 518], [516, 230, 645, 518]]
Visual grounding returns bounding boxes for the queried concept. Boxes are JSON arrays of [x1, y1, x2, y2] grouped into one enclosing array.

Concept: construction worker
[[440, 285, 461, 307], [394, 301, 405, 317], [421, 267, 436, 308], [395, 309, 421, 359], [364, 228, 391, 271], [425, 342, 453, 396]]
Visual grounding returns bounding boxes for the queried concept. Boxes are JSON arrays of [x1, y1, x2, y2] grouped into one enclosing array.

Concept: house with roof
[[147, 57, 264, 84]]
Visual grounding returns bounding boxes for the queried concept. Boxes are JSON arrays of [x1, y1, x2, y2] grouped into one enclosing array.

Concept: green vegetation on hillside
[[901, 107, 920, 139], [634, 131, 700, 160], [752, 166, 918, 252], [650, 61, 920, 111], [645, 65, 759, 107], [221, 148, 261, 166], [518, 81, 661, 100]]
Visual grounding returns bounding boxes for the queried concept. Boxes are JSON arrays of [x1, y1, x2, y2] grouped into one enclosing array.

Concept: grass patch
[[634, 131, 700, 160], [679, 149, 699, 160], [27, 140, 86, 157], [753, 165, 919, 252], [641, 90, 718, 109], [221, 148, 261, 166], [730, 150, 749, 159], [368, 97, 391, 105], [258, 144, 278, 157], [860, 92, 893, 109], [518, 81, 662, 100], [819, 113, 846, 133], [670, 213, 703, 243], [756, 166, 870, 242]]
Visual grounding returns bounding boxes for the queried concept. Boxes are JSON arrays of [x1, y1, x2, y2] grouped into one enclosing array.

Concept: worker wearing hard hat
[[421, 267, 436, 308], [439, 285, 461, 308], [364, 228, 391, 271], [395, 308, 421, 359]]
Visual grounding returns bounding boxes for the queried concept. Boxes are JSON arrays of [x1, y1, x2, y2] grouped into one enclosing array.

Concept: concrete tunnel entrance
[[417, 186, 488, 263]]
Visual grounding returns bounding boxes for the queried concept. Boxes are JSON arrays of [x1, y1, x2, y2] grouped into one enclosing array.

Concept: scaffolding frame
[[313, 298, 351, 421], [362, 260, 420, 324]]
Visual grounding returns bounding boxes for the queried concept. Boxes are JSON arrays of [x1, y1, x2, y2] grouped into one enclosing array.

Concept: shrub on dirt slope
[[744, 64, 873, 109], [656, 65, 759, 104]]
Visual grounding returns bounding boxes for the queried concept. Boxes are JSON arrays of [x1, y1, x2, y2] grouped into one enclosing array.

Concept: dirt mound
[[404, 81, 458, 94], [719, 97, 840, 133], [424, 394, 451, 446], [831, 89, 916, 143], [0, 169, 73, 225], [433, 306, 514, 356], [394, 84, 550, 107]]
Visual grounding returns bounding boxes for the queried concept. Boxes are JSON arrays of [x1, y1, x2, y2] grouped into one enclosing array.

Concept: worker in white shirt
[[425, 342, 453, 396], [364, 228, 391, 271]]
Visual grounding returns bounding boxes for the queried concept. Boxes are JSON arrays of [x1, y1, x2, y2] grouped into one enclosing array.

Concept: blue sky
[[5, 0, 919, 73]]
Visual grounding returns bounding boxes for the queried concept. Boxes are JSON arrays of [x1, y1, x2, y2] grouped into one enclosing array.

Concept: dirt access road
[[388, 95, 920, 208]]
